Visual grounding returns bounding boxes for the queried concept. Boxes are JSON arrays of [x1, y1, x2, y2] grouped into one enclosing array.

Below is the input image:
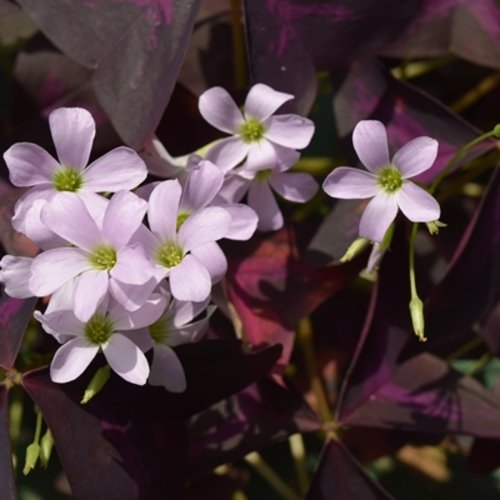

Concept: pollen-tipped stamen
[[84, 314, 114, 345], [378, 166, 403, 193], [156, 241, 183, 268], [89, 245, 117, 271], [52, 167, 83, 192], [239, 118, 265, 143]]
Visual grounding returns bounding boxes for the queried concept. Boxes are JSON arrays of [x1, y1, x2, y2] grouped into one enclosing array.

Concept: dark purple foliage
[[0, 387, 16, 500]]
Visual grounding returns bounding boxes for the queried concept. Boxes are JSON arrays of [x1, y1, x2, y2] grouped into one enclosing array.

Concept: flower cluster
[[0, 84, 317, 390]]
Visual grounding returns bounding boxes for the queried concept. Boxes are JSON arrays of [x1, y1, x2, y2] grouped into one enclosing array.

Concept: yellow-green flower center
[[378, 166, 403, 193], [149, 316, 169, 344], [255, 169, 272, 181], [156, 241, 183, 268], [85, 314, 114, 345], [176, 211, 190, 231], [53, 167, 83, 192], [239, 118, 265, 143], [89, 244, 117, 271]]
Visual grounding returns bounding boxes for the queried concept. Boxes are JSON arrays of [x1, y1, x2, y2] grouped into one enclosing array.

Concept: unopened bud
[[23, 442, 40, 475], [81, 365, 110, 404], [40, 429, 54, 468], [409, 297, 427, 342], [493, 124, 500, 139], [340, 237, 369, 263], [426, 220, 447, 235]]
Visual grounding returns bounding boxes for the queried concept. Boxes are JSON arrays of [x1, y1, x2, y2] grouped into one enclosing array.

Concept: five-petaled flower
[[323, 120, 441, 243]]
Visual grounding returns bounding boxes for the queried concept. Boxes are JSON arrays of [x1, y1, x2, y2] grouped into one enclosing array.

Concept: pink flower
[[4, 107, 147, 247], [29, 191, 157, 322], [35, 294, 166, 385], [198, 83, 314, 172], [323, 120, 441, 243]]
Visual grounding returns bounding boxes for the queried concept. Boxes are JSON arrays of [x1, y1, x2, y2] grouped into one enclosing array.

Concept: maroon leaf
[[381, 0, 500, 69], [340, 352, 500, 438], [17, 0, 201, 148], [0, 386, 16, 500], [332, 57, 492, 183], [225, 224, 360, 369], [187, 377, 321, 477], [0, 294, 37, 370], [306, 438, 394, 500], [426, 170, 500, 352]]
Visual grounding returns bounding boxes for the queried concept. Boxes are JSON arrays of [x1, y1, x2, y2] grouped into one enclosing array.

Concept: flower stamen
[[84, 314, 114, 345], [89, 245, 117, 270], [378, 166, 403, 193], [156, 241, 183, 268], [52, 167, 83, 192], [239, 118, 265, 143]]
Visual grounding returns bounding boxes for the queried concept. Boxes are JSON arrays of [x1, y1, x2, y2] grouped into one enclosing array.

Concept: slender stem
[[430, 129, 498, 194], [33, 406, 43, 444], [391, 56, 454, 80], [289, 433, 309, 495], [447, 337, 485, 362], [408, 223, 427, 341], [452, 71, 500, 113], [466, 352, 492, 377], [230, 0, 247, 90], [244, 452, 301, 500], [297, 317, 333, 423], [408, 224, 418, 299]]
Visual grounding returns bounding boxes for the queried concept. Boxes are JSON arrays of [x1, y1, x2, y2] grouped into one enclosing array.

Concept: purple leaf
[[380, 0, 500, 69], [305, 438, 394, 500], [426, 170, 500, 352], [225, 224, 360, 369], [332, 57, 493, 183], [0, 295, 37, 370], [0, 387, 16, 500], [187, 377, 321, 477], [17, 0, 201, 148]]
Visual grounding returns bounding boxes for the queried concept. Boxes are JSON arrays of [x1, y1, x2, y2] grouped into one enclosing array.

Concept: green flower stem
[[408, 223, 427, 342], [430, 127, 499, 195], [288, 433, 309, 496]]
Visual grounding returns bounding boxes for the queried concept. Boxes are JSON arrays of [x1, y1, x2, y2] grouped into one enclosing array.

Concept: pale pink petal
[[392, 137, 439, 178], [244, 84, 293, 121], [29, 248, 89, 296], [49, 107, 95, 170], [149, 344, 187, 392], [83, 147, 147, 192], [169, 297, 210, 327], [102, 333, 149, 385], [265, 115, 315, 149], [352, 120, 390, 172], [215, 174, 251, 204], [190, 242, 227, 283], [178, 207, 231, 251], [109, 276, 159, 311], [111, 294, 167, 331], [120, 328, 155, 353], [167, 315, 211, 345], [198, 86, 245, 133], [323, 167, 378, 199], [111, 244, 156, 285], [366, 243, 385, 274], [41, 192, 101, 251], [180, 160, 224, 212], [248, 181, 283, 231], [169, 255, 211, 302], [222, 203, 258, 240], [45, 279, 77, 314], [102, 191, 147, 248], [36, 310, 84, 338], [73, 270, 109, 322], [50, 338, 99, 383], [140, 136, 187, 179], [244, 140, 278, 172], [205, 137, 249, 172], [270, 172, 318, 202], [359, 192, 399, 243], [397, 181, 441, 222], [4, 143, 59, 186], [0, 255, 33, 298], [148, 180, 181, 241], [271, 143, 301, 170]]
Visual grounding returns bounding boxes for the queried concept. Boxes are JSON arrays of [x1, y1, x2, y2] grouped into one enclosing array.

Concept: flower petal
[[0, 255, 33, 298], [41, 192, 101, 250], [222, 203, 258, 240], [109, 276, 158, 311], [271, 143, 301, 170], [323, 167, 379, 199], [169, 254, 211, 302], [190, 242, 227, 283], [248, 180, 283, 231], [111, 245, 156, 285], [198, 86, 245, 134], [50, 337, 98, 383], [168, 297, 210, 327], [83, 147, 148, 192], [180, 159, 224, 212], [102, 191, 147, 248], [205, 137, 249, 172], [270, 172, 318, 202], [398, 181, 441, 222], [111, 293, 167, 331], [178, 207, 231, 252], [4, 143, 59, 186], [265, 114, 315, 149], [167, 313, 212, 345], [73, 270, 109, 322], [392, 137, 439, 178], [29, 248, 89, 296], [102, 333, 149, 385], [49, 107, 95, 170], [149, 344, 187, 392], [352, 120, 390, 172], [36, 309, 84, 339], [148, 180, 181, 241], [215, 173, 251, 204], [244, 140, 278, 172], [359, 192, 399, 243], [244, 84, 294, 121]]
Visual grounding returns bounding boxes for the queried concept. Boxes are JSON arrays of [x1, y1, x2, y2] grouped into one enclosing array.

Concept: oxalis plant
[[0, 1, 499, 499]]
